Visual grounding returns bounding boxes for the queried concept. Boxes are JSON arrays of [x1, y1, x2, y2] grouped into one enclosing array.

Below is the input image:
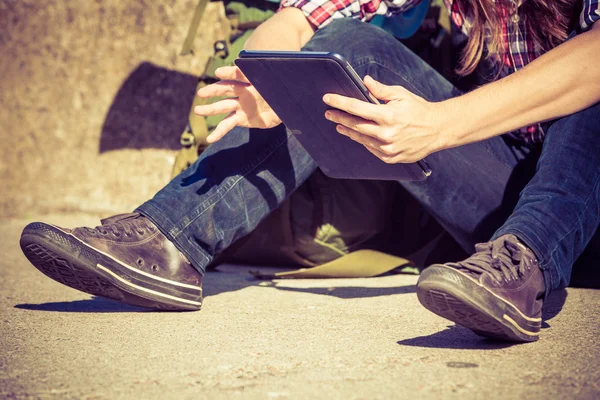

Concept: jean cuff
[[492, 225, 556, 299], [136, 201, 212, 276]]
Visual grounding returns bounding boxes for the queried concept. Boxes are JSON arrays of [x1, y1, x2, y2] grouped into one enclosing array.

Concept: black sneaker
[[416, 234, 545, 342], [20, 213, 203, 311]]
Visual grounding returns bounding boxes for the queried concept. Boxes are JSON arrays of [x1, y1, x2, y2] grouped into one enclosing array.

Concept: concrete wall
[[0, 0, 229, 219]]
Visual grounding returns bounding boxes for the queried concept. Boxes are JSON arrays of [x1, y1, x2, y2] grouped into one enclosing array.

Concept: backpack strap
[[173, 1, 279, 179], [250, 249, 416, 279], [181, 0, 212, 56], [248, 231, 447, 280]]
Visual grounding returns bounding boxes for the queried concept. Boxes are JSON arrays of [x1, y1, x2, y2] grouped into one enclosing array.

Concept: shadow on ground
[[202, 267, 417, 299], [99, 61, 197, 153], [14, 297, 148, 313], [13, 265, 417, 312], [269, 283, 415, 298], [542, 289, 567, 321], [397, 325, 515, 350], [13, 267, 572, 315]]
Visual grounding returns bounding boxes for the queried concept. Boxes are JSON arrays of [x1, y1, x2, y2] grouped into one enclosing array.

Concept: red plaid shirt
[[280, 0, 600, 145]]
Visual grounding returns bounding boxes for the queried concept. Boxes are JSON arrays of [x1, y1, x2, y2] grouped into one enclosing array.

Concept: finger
[[340, 129, 398, 164], [336, 124, 387, 150], [206, 112, 239, 143], [362, 143, 398, 164], [215, 66, 250, 83], [363, 75, 411, 102], [197, 80, 249, 98], [338, 124, 412, 163], [323, 93, 387, 123], [194, 98, 240, 117], [363, 139, 419, 164], [325, 109, 379, 137]]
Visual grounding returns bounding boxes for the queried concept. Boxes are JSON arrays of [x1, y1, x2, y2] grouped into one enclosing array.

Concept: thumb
[[215, 66, 250, 83], [364, 75, 409, 102]]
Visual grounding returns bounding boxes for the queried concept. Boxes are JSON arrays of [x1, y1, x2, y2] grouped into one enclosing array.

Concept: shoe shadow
[[14, 297, 149, 313], [541, 288, 568, 326], [269, 284, 416, 299], [203, 265, 417, 300], [201, 268, 257, 297], [397, 326, 515, 350], [14, 267, 410, 313]]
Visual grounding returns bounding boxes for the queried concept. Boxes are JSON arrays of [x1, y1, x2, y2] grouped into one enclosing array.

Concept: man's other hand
[[194, 66, 281, 143], [324, 76, 449, 163]]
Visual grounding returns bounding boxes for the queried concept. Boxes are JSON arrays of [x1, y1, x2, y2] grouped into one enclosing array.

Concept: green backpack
[[172, 0, 462, 278], [172, 0, 278, 178]]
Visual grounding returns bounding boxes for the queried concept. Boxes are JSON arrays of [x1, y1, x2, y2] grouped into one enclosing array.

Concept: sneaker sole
[[416, 265, 541, 342], [20, 222, 202, 311]]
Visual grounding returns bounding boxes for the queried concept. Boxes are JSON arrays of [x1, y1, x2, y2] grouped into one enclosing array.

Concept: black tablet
[[235, 50, 431, 181]]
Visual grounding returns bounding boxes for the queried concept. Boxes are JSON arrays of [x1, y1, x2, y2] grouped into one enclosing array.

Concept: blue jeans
[[137, 19, 600, 297]]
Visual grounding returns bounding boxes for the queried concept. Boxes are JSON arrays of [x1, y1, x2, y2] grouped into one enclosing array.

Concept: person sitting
[[20, 0, 600, 342]]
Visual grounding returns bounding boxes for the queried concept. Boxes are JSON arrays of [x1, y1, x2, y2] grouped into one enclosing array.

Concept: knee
[[303, 18, 399, 63], [303, 19, 363, 51], [543, 101, 600, 150], [529, 102, 600, 200]]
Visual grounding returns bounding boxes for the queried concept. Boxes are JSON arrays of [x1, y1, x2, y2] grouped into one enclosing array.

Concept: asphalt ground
[[1, 214, 599, 399]]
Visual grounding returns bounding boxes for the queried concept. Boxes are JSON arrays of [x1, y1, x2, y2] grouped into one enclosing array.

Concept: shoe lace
[[85, 213, 156, 237], [448, 237, 531, 283]]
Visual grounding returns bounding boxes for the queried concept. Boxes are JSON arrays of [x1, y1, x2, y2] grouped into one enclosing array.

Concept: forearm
[[243, 7, 316, 51], [440, 24, 600, 148]]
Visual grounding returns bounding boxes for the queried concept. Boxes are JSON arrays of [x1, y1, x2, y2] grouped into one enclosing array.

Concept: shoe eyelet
[[113, 232, 121, 237], [125, 231, 133, 237], [151, 265, 159, 272], [136, 230, 145, 236], [137, 258, 144, 266]]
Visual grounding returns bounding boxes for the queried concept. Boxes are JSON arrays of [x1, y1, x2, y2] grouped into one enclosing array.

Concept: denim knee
[[303, 18, 401, 64]]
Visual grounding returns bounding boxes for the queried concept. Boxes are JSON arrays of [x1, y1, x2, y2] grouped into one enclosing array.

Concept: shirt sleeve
[[580, 0, 600, 31], [279, 0, 425, 30]]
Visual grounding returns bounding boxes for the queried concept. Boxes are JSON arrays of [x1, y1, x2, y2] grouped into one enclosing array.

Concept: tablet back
[[235, 53, 429, 181]]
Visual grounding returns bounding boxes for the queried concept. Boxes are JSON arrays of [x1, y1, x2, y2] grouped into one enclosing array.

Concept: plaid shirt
[[280, 0, 600, 145]]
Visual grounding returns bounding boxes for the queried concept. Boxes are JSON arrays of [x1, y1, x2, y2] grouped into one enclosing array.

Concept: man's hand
[[323, 76, 449, 163], [193, 7, 315, 143], [194, 66, 281, 143]]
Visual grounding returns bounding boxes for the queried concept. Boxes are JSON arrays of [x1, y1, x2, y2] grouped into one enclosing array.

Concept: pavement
[[1, 214, 599, 400]]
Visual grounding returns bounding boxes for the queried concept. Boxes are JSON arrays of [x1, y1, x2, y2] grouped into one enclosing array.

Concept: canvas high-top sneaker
[[417, 234, 545, 342], [20, 213, 203, 311]]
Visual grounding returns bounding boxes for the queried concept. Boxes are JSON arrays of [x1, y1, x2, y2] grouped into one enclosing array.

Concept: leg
[[20, 124, 316, 310], [137, 124, 316, 273], [416, 103, 600, 342], [494, 102, 600, 296]]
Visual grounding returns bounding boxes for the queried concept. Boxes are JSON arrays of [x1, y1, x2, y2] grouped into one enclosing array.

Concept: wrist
[[432, 99, 459, 151]]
